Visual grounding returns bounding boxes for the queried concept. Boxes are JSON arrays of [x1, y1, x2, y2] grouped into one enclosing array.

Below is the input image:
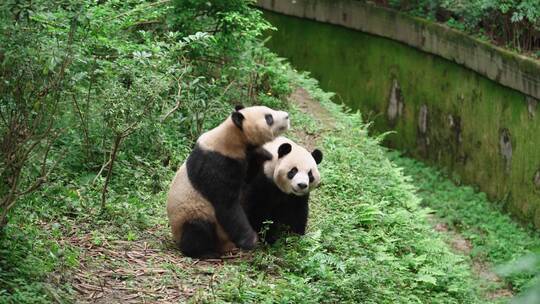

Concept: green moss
[[264, 11, 540, 227], [389, 152, 540, 292]]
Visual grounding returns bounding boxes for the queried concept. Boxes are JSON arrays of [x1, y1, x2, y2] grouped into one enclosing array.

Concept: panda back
[[187, 144, 246, 207]]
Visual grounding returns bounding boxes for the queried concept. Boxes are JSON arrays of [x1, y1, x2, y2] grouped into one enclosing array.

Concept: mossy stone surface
[[264, 11, 540, 227]]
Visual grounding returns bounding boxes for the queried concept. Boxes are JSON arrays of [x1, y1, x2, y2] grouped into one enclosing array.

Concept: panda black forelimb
[[245, 146, 273, 183], [213, 202, 256, 249], [186, 144, 256, 249]]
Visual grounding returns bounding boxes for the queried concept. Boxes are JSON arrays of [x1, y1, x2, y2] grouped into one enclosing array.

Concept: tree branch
[[100, 134, 123, 210]]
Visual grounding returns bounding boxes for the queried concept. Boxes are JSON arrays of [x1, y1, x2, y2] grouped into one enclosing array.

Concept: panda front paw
[[235, 231, 258, 250]]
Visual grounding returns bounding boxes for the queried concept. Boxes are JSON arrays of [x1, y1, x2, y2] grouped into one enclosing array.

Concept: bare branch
[[161, 82, 183, 122], [123, 19, 163, 29], [101, 135, 123, 210], [92, 159, 111, 185], [219, 80, 236, 101], [120, 121, 141, 139], [71, 94, 91, 156], [16, 134, 63, 197]]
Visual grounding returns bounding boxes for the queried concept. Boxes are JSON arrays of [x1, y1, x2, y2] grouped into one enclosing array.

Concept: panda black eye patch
[[265, 114, 274, 126], [287, 167, 298, 179], [308, 170, 314, 183]]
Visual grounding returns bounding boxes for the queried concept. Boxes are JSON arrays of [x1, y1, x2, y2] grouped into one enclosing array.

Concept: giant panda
[[167, 106, 290, 258], [241, 136, 323, 244]]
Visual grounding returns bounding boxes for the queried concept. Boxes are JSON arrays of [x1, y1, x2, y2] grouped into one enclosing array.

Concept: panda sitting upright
[[167, 106, 289, 258], [242, 136, 323, 244]]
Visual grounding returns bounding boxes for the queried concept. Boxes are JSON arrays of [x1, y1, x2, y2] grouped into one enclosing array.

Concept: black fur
[[312, 149, 323, 164], [242, 172, 309, 244], [265, 113, 274, 126], [245, 146, 272, 183], [287, 167, 298, 179], [277, 143, 292, 158], [231, 111, 244, 130], [186, 144, 255, 250], [180, 219, 220, 259]]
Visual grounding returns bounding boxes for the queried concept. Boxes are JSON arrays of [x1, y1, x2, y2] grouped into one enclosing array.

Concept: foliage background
[[1, 0, 539, 303], [368, 0, 540, 56], [0, 0, 292, 301]]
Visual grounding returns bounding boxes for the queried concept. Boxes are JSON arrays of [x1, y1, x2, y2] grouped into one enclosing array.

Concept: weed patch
[[390, 153, 540, 294]]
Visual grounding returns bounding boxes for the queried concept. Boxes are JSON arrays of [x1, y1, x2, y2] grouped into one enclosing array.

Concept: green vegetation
[[196, 75, 483, 303], [1, 0, 538, 303], [390, 153, 540, 292], [0, 0, 291, 301], [367, 0, 540, 56], [264, 11, 540, 229]]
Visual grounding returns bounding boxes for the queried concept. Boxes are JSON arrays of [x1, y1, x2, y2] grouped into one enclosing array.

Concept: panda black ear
[[231, 111, 244, 130], [277, 143, 292, 158], [312, 149, 323, 164], [235, 105, 245, 111]]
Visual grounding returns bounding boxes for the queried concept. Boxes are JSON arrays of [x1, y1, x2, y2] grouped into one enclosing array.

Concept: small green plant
[[446, 17, 466, 31], [498, 253, 540, 304], [389, 152, 540, 293], [258, 220, 274, 241]]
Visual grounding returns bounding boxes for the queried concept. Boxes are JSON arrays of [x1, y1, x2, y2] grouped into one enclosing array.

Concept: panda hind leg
[[179, 219, 220, 259]]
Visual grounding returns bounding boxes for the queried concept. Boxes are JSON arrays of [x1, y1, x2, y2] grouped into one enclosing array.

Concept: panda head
[[268, 139, 323, 196], [231, 105, 290, 146]]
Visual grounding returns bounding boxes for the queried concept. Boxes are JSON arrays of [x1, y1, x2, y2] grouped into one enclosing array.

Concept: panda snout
[[297, 183, 308, 190]]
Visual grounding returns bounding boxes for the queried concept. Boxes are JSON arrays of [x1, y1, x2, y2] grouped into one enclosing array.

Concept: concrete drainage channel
[[258, 0, 540, 228]]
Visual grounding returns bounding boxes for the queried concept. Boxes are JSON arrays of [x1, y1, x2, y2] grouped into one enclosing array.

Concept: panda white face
[[268, 139, 323, 196], [284, 165, 319, 196], [232, 106, 290, 146]]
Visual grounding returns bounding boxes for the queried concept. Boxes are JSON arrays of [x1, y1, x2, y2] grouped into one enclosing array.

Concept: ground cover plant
[[1, 0, 538, 303], [390, 153, 540, 297]]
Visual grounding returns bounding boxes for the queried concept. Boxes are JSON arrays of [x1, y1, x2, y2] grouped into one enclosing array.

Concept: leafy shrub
[[0, 0, 293, 300], [0, 0, 79, 229], [369, 0, 540, 53]]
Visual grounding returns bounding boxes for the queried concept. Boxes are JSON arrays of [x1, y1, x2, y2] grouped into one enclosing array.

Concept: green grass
[[182, 74, 483, 303], [390, 153, 540, 292], [1, 70, 488, 303]]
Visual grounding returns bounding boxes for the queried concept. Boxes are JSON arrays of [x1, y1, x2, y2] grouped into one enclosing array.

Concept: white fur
[[262, 137, 321, 196]]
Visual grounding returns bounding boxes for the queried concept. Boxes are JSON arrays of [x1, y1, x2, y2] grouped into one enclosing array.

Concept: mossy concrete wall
[[261, 11, 540, 227], [257, 0, 540, 100]]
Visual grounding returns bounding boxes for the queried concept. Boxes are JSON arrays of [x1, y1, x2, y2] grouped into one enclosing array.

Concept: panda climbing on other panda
[[241, 136, 323, 244], [167, 106, 290, 258]]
